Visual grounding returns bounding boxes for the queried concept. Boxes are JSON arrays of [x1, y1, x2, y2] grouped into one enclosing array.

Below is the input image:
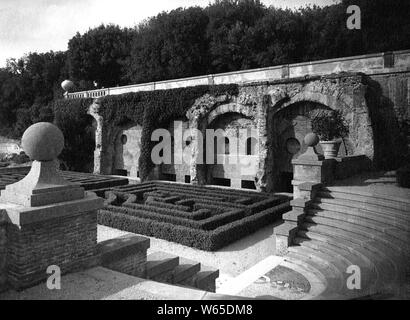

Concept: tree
[[124, 7, 209, 84], [67, 24, 135, 88], [206, 0, 268, 73]]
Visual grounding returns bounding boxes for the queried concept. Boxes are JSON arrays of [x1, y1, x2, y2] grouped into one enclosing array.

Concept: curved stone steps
[[298, 227, 401, 286], [318, 189, 410, 213], [314, 198, 410, 221], [286, 250, 345, 295], [308, 207, 410, 233], [293, 237, 377, 283], [293, 236, 395, 295], [301, 220, 409, 257], [299, 224, 403, 280], [295, 232, 376, 271], [304, 214, 409, 250]]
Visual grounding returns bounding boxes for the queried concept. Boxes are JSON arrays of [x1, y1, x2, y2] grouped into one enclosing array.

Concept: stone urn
[[319, 140, 341, 159]]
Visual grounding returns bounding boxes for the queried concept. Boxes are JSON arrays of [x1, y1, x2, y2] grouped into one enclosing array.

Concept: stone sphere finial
[[304, 133, 319, 147], [61, 80, 74, 92], [22, 122, 64, 161]]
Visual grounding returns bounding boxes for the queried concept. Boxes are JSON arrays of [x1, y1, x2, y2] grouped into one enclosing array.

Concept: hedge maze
[[0, 169, 290, 251], [0, 168, 129, 192], [97, 182, 291, 251]]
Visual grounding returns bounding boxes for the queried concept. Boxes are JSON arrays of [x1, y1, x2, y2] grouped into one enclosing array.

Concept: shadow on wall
[[365, 76, 409, 170]]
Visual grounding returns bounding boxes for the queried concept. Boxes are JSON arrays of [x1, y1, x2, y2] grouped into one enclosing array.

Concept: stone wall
[[88, 62, 410, 192], [6, 210, 98, 290]]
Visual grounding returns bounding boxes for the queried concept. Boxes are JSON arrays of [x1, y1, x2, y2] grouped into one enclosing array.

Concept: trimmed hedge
[[98, 201, 290, 251], [106, 205, 244, 231]]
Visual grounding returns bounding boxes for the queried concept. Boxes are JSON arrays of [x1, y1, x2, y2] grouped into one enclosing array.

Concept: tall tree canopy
[[67, 24, 134, 89], [1, 0, 410, 138]]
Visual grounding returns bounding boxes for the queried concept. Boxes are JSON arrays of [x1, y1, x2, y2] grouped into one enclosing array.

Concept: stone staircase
[[284, 186, 410, 299], [98, 235, 219, 293]]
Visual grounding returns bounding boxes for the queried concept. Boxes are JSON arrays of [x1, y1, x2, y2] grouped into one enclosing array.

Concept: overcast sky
[[0, 0, 338, 68]]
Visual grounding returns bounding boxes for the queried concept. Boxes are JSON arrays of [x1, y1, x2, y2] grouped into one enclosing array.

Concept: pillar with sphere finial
[[0, 122, 103, 290], [275, 133, 336, 256], [61, 80, 74, 99], [291, 132, 335, 198]]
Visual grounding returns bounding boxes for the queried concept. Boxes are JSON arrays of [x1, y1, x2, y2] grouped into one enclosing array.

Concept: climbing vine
[[50, 84, 239, 179]]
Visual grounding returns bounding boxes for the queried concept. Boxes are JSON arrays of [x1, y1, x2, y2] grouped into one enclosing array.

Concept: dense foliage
[[51, 98, 94, 172], [1, 0, 409, 140], [97, 84, 238, 178], [311, 109, 349, 141]]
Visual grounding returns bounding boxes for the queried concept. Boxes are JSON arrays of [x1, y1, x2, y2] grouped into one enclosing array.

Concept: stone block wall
[[98, 234, 150, 277], [6, 211, 98, 290]]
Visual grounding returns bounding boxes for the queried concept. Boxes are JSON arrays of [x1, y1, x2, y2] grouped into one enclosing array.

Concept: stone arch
[[206, 103, 256, 126], [273, 91, 348, 115], [265, 87, 374, 191], [202, 105, 258, 189]]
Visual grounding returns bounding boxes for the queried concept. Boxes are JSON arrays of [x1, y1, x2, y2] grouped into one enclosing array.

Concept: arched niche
[[113, 124, 143, 177], [205, 111, 258, 189]]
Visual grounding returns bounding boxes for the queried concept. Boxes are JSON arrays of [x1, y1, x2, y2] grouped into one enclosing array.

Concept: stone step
[[311, 200, 410, 223], [180, 265, 219, 293], [297, 230, 401, 293], [300, 222, 409, 259], [144, 252, 179, 279], [298, 226, 402, 277], [286, 250, 345, 294], [172, 258, 201, 284], [305, 213, 410, 245], [315, 196, 410, 220], [288, 246, 347, 288], [321, 187, 410, 211], [307, 207, 410, 232], [288, 245, 377, 297], [293, 237, 379, 292]]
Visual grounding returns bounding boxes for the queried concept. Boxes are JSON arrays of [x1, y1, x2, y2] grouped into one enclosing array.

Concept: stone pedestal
[[292, 158, 335, 198], [3, 195, 102, 290], [274, 133, 335, 255], [0, 122, 104, 290]]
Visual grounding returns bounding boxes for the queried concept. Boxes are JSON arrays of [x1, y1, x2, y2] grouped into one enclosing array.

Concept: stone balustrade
[[67, 50, 410, 100]]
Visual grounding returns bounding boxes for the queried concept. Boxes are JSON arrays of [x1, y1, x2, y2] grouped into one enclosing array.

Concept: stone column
[[88, 101, 105, 174], [0, 122, 103, 290]]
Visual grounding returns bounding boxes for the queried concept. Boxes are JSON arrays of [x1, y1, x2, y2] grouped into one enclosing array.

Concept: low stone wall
[[7, 210, 99, 290], [334, 155, 372, 180]]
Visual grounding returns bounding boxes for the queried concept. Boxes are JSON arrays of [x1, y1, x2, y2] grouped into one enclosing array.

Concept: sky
[[0, 0, 338, 68]]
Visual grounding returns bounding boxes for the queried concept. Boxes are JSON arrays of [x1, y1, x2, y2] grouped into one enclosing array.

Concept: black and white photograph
[[0, 0, 409, 307]]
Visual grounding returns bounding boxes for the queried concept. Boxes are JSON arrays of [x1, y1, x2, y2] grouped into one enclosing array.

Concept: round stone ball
[[22, 122, 64, 161], [61, 80, 74, 92], [304, 133, 319, 147]]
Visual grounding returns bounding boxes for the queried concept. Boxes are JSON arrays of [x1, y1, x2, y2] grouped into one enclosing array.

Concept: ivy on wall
[[50, 84, 239, 178], [50, 98, 94, 172]]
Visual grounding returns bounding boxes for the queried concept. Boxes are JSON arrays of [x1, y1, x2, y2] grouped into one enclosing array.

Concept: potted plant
[[310, 109, 349, 159]]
